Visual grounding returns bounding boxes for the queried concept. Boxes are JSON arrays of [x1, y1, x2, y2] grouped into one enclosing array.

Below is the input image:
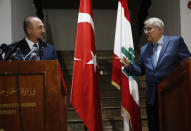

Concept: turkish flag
[[70, 0, 103, 131]]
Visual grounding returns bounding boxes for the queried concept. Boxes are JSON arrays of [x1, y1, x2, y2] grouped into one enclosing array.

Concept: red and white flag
[[112, 0, 142, 131], [70, 0, 103, 131]]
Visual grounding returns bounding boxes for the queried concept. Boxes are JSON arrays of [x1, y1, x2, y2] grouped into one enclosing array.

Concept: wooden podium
[[158, 58, 191, 131], [0, 60, 67, 131]]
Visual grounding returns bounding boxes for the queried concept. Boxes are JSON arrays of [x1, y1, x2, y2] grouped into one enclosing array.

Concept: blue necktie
[[33, 44, 40, 60], [152, 43, 159, 68], [33, 43, 38, 48]]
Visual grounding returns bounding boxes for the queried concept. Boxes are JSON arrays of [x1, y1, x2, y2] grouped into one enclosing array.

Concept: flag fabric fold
[[70, 0, 103, 131], [112, 0, 142, 131], [57, 62, 67, 95]]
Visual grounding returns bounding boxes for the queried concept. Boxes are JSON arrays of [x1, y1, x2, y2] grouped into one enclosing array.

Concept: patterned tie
[[33, 43, 38, 49], [33, 44, 40, 60], [152, 43, 159, 68]]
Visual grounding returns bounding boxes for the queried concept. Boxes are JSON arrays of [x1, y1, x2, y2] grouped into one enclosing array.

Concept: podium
[[158, 58, 191, 131], [0, 60, 67, 131]]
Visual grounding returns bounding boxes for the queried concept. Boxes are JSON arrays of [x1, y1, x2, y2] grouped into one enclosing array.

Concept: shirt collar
[[157, 35, 164, 45], [25, 37, 39, 50]]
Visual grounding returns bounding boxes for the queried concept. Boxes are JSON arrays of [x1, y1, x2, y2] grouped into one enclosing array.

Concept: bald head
[[23, 16, 45, 43], [23, 16, 41, 33]]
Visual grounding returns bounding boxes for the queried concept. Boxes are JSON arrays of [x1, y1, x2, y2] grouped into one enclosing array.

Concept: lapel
[[144, 43, 155, 70], [156, 35, 170, 68], [19, 38, 31, 56]]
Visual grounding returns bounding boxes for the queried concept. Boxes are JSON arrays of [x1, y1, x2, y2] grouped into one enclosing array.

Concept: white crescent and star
[[73, 13, 97, 72], [74, 50, 97, 72], [74, 58, 82, 61], [87, 51, 97, 72], [78, 13, 94, 30]]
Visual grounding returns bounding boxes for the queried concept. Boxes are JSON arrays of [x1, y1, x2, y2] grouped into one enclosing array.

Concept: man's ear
[[26, 27, 32, 35], [159, 27, 162, 31], [157, 27, 163, 34]]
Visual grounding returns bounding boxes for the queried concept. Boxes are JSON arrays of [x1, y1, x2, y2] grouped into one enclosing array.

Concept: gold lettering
[[0, 90, 5, 96], [0, 102, 37, 109], [21, 102, 37, 107], [0, 88, 37, 97], [0, 110, 16, 115]]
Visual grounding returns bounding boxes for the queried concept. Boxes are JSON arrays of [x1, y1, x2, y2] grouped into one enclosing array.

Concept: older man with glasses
[[118, 17, 191, 131]]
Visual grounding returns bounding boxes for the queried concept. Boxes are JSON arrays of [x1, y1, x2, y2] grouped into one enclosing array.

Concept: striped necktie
[[33, 44, 40, 60], [152, 43, 159, 68], [33, 43, 38, 49]]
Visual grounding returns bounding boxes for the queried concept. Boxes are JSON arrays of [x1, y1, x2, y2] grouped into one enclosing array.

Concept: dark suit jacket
[[126, 35, 191, 105], [13, 38, 57, 60]]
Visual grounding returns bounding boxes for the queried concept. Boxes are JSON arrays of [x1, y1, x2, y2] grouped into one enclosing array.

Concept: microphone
[[24, 46, 38, 60], [9, 48, 24, 60], [27, 52, 38, 60], [37, 38, 47, 47], [0, 43, 9, 54], [37, 38, 46, 60], [0, 49, 2, 57], [4, 42, 20, 60], [0, 48, 3, 60], [0, 43, 10, 60]]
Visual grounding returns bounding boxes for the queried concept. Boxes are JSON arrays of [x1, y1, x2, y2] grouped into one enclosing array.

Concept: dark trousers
[[146, 103, 159, 131]]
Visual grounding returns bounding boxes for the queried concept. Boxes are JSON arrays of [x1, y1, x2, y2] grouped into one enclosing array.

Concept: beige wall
[[148, 0, 181, 35], [147, 0, 191, 51], [11, 0, 35, 42], [0, 0, 12, 44], [180, 0, 191, 51], [0, 0, 35, 45], [44, 9, 116, 51]]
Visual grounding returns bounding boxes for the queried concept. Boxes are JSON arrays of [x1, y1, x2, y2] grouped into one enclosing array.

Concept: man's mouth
[[146, 35, 150, 38]]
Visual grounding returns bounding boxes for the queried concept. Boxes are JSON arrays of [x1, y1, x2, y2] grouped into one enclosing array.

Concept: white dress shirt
[[155, 35, 164, 61], [25, 37, 39, 50]]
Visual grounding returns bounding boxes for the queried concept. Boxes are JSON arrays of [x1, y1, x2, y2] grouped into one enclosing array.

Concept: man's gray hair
[[144, 17, 164, 33]]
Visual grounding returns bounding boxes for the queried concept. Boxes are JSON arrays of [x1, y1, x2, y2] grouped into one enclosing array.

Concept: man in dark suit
[[11, 16, 57, 60], [118, 17, 191, 131]]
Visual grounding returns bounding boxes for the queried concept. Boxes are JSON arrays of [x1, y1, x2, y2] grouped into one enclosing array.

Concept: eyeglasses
[[144, 26, 153, 33]]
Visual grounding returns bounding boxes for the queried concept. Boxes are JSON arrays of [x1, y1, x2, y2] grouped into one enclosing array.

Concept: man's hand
[[115, 57, 130, 68]]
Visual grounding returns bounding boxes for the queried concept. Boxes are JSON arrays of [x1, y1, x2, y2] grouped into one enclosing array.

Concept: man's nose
[[42, 27, 45, 33], [144, 30, 148, 34]]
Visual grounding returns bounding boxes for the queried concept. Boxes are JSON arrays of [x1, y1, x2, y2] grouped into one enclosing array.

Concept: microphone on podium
[[37, 38, 46, 60], [9, 48, 23, 60], [0, 43, 10, 60], [4, 42, 20, 60], [24, 46, 39, 60]]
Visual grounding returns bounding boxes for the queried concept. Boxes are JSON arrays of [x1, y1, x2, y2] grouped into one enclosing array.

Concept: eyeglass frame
[[143, 26, 158, 33]]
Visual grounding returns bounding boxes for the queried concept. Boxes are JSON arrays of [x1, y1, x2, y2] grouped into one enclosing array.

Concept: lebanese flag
[[111, 0, 142, 131], [70, 0, 103, 131]]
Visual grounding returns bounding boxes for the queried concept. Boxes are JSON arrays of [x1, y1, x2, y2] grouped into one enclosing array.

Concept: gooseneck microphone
[[27, 52, 38, 60], [4, 42, 20, 60], [37, 38, 46, 60], [9, 48, 22, 60], [24, 46, 38, 60], [0, 43, 9, 55], [37, 38, 47, 47], [0, 43, 9, 60]]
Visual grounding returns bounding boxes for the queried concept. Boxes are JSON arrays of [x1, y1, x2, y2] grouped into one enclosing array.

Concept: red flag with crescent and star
[[70, 0, 103, 131]]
